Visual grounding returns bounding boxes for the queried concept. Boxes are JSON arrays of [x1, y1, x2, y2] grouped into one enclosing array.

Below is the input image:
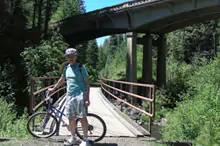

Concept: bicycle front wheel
[[76, 113, 107, 142], [27, 112, 58, 138]]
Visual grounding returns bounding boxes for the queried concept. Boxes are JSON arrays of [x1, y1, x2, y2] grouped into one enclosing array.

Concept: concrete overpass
[[53, 0, 220, 44], [52, 0, 220, 89]]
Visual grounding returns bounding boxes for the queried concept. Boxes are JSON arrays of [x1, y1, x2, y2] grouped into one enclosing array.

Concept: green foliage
[[86, 40, 99, 69], [0, 98, 30, 138], [20, 0, 34, 28], [21, 38, 68, 79], [141, 115, 149, 123], [100, 40, 127, 79], [161, 56, 220, 145], [108, 34, 123, 55], [76, 41, 88, 64], [157, 57, 193, 108], [0, 59, 17, 103], [84, 40, 99, 82], [87, 67, 99, 84], [137, 45, 143, 79], [167, 20, 220, 63], [0, 59, 30, 138], [97, 46, 106, 70], [51, 0, 85, 21], [99, 34, 145, 81]]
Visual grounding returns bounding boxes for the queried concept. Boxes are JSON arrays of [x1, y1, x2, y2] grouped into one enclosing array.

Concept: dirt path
[[1, 137, 158, 146]]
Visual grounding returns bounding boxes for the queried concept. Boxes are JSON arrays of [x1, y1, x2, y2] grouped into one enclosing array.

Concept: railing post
[[29, 78, 35, 115], [148, 87, 153, 133], [107, 81, 110, 99], [153, 86, 156, 117], [149, 116, 152, 134], [56, 78, 60, 98], [41, 79, 45, 101], [120, 83, 123, 111], [112, 82, 115, 95]]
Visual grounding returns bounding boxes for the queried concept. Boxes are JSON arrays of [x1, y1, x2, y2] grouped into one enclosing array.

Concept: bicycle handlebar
[[45, 90, 53, 103]]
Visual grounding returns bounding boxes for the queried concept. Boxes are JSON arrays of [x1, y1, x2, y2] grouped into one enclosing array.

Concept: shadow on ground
[[93, 143, 117, 146]]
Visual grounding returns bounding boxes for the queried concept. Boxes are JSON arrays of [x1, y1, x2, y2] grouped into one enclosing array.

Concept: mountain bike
[[27, 91, 107, 142]]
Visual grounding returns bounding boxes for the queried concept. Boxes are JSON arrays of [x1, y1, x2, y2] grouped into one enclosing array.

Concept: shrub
[[161, 56, 220, 145], [21, 39, 68, 79], [0, 98, 30, 138], [0, 59, 17, 103]]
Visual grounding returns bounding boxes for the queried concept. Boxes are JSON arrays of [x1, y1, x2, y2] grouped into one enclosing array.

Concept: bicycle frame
[[45, 96, 68, 127], [28, 91, 107, 142]]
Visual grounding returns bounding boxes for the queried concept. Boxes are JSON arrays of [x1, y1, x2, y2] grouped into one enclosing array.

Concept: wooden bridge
[[29, 77, 156, 139]]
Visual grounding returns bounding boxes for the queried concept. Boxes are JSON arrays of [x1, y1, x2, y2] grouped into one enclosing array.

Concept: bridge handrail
[[100, 77, 156, 133], [51, 0, 161, 25], [33, 86, 66, 112], [29, 76, 66, 114]]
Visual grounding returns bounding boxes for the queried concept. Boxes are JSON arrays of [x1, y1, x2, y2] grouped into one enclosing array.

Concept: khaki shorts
[[64, 92, 87, 118]]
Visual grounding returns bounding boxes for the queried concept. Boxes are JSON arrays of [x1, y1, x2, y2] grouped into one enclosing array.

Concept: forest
[[0, 0, 220, 145]]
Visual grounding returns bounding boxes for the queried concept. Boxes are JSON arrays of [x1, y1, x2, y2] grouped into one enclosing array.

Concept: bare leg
[[69, 116, 76, 136], [80, 117, 88, 138]]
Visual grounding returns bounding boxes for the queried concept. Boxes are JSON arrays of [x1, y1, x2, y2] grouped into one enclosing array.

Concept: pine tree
[[167, 20, 220, 63], [116, 34, 124, 45], [86, 40, 98, 69], [51, 0, 85, 21], [97, 46, 106, 70], [109, 34, 118, 55], [76, 41, 88, 64]]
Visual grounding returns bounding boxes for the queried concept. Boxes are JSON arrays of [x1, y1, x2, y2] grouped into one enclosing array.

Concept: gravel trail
[[1, 136, 158, 146]]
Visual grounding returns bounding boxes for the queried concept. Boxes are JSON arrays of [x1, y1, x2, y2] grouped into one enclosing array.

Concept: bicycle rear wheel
[[27, 112, 58, 138], [76, 113, 107, 142]]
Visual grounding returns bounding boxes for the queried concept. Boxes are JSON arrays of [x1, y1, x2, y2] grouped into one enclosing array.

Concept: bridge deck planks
[[56, 87, 146, 137]]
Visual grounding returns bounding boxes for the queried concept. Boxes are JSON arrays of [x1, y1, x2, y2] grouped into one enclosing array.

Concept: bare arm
[[48, 77, 65, 93], [84, 77, 90, 106]]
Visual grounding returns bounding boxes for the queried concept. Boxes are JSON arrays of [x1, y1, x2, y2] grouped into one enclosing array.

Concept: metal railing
[[100, 78, 156, 133]]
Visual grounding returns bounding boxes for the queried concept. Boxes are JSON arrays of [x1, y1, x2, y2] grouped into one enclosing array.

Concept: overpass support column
[[142, 34, 153, 96], [126, 32, 137, 104], [142, 34, 153, 84], [156, 34, 166, 88]]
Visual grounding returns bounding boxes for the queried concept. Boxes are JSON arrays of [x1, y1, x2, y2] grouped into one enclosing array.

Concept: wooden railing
[[29, 76, 66, 115], [29, 76, 156, 134], [100, 78, 156, 133]]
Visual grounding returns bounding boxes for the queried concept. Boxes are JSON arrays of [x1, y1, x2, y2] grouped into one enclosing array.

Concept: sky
[[83, 0, 130, 46]]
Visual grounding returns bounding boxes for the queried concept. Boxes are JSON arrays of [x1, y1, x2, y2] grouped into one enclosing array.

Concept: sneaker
[[79, 141, 90, 146], [64, 137, 77, 146]]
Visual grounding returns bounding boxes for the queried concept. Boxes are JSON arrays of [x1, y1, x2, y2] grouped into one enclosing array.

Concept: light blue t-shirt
[[62, 63, 89, 96]]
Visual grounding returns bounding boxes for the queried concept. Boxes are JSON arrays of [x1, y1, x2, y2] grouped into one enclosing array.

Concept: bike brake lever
[[45, 90, 51, 103], [45, 90, 50, 97]]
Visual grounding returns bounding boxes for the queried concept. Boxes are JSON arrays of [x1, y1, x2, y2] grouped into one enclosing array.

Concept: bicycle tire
[[75, 113, 107, 142], [27, 112, 58, 138]]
